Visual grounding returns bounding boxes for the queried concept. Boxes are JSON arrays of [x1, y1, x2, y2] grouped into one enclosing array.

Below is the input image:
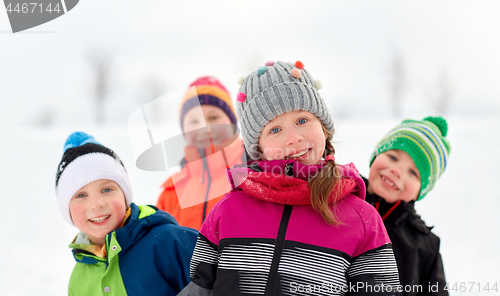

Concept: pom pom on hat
[[235, 60, 334, 159], [314, 79, 322, 90], [56, 132, 133, 226], [424, 116, 448, 137], [236, 92, 246, 103], [265, 60, 274, 66], [63, 132, 100, 152], [189, 76, 229, 93], [237, 76, 245, 86], [257, 66, 267, 75], [369, 116, 451, 201], [179, 76, 237, 130], [295, 60, 304, 69], [291, 68, 301, 79]]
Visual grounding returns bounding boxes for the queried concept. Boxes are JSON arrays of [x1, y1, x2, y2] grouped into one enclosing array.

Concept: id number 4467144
[[6, 2, 62, 14], [444, 282, 498, 293]]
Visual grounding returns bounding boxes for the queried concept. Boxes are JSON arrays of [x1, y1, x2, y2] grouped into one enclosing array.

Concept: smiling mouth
[[381, 175, 399, 190], [286, 149, 310, 159], [89, 215, 110, 223]]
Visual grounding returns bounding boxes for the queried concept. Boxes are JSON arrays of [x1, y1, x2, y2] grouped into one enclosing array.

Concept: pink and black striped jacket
[[188, 159, 401, 296]]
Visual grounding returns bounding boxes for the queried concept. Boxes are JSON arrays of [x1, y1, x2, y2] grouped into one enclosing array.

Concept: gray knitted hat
[[236, 60, 334, 159]]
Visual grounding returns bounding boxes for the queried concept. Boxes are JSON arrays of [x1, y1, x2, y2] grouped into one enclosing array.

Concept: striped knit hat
[[179, 76, 237, 131], [236, 60, 334, 159], [55, 132, 133, 226], [369, 116, 451, 201]]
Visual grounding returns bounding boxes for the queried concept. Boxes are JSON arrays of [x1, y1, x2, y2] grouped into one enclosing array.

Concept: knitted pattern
[[370, 116, 451, 200], [56, 132, 133, 225], [236, 61, 334, 159], [179, 76, 236, 130]]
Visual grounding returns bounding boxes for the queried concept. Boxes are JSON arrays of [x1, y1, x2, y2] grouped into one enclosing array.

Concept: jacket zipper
[[201, 154, 212, 223], [264, 205, 293, 296]]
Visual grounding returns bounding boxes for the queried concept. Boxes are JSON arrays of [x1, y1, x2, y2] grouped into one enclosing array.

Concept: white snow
[[0, 117, 498, 295]]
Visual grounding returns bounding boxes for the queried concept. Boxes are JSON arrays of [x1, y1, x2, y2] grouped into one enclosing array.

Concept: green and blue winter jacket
[[68, 203, 198, 296]]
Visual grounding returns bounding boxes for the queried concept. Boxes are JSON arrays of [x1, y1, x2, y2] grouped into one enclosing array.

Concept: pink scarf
[[228, 160, 362, 205]]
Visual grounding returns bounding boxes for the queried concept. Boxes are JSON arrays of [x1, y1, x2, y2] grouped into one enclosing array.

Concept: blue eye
[[76, 193, 86, 198], [270, 127, 281, 134], [103, 188, 112, 193], [389, 155, 397, 161], [297, 118, 307, 124], [410, 169, 419, 178]]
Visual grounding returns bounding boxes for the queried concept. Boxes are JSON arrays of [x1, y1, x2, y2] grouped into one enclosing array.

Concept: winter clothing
[[68, 203, 198, 296], [179, 76, 237, 130], [156, 136, 247, 230], [183, 160, 401, 296], [56, 132, 133, 226], [363, 177, 448, 296], [236, 60, 334, 159], [369, 117, 451, 200]]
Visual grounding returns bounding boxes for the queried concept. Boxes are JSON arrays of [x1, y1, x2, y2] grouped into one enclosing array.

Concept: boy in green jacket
[[55, 132, 198, 296]]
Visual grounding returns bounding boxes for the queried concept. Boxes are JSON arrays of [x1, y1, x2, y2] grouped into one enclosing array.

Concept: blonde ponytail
[[309, 126, 342, 225]]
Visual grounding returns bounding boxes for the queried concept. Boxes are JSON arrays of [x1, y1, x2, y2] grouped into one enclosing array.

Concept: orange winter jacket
[[156, 136, 246, 230]]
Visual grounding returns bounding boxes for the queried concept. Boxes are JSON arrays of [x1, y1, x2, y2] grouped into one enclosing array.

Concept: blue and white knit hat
[[55, 132, 133, 225], [370, 116, 451, 201]]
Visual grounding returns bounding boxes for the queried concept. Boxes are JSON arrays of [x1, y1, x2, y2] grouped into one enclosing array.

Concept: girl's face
[[69, 179, 127, 247], [368, 149, 421, 203], [259, 110, 327, 165], [183, 105, 234, 148]]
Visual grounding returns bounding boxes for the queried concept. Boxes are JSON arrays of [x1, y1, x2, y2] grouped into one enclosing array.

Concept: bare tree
[[426, 68, 456, 116], [388, 50, 409, 118], [87, 50, 113, 125], [141, 73, 167, 124], [34, 105, 55, 127]]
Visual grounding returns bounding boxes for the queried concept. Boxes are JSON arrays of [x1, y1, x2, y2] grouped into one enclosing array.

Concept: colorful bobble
[[265, 60, 274, 66], [236, 92, 246, 103], [291, 68, 301, 79], [314, 79, 322, 90], [237, 76, 245, 86], [257, 66, 267, 75], [295, 60, 304, 69]]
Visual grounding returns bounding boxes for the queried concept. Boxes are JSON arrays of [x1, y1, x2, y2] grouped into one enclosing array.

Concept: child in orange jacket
[[156, 76, 247, 230]]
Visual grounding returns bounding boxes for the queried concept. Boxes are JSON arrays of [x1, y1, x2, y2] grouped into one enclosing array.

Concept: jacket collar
[[227, 160, 366, 206], [184, 134, 241, 163], [363, 177, 430, 233], [163, 136, 244, 185], [69, 204, 178, 260], [69, 207, 132, 258]]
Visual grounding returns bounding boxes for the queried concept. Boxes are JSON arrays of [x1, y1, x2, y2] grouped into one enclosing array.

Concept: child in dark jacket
[[364, 117, 451, 296], [55, 132, 198, 296], [179, 60, 401, 296]]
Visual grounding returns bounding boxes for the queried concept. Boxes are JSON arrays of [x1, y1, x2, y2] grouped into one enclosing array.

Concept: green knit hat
[[369, 116, 451, 201]]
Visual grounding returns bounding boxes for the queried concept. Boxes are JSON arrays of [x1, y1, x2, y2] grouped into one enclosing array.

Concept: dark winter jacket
[[181, 160, 401, 296], [363, 177, 448, 296], [68, 203, 198, 296]]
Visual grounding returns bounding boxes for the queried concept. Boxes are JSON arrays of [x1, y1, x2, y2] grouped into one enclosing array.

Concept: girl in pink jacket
[[180, 61, 401, 296]]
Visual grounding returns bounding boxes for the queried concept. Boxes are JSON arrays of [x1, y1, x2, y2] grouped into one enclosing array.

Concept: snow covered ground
[[0, 117, 498, 295]]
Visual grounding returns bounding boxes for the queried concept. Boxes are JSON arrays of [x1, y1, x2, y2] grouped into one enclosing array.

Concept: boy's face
[[368, 149, 421, 203], [182, 105, 234, 148], [69, 179, 127, 246], [258, 110, 327, 166]]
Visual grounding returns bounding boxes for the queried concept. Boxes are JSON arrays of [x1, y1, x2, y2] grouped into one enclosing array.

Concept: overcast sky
[[1, 0, 499, 128]]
